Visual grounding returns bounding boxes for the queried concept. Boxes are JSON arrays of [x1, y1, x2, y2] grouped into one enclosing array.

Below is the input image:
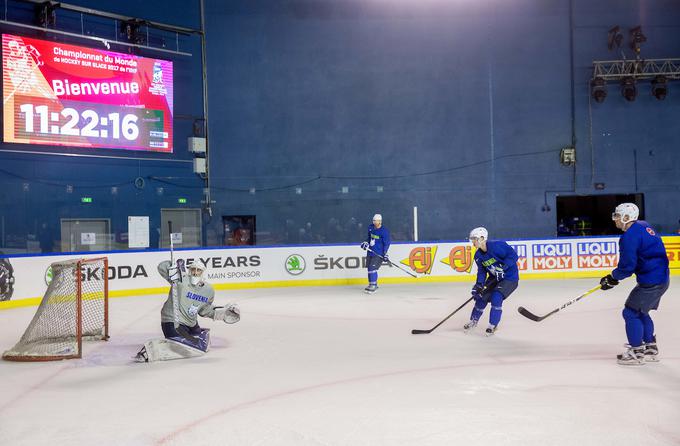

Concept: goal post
[[2, 257, 109, 362]]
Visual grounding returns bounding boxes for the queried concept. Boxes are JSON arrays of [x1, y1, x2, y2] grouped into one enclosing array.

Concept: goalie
[[134, 260, 240, 362]]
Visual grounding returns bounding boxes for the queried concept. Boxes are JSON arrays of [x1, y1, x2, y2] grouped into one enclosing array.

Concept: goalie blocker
[[135, 260, 240, 362]]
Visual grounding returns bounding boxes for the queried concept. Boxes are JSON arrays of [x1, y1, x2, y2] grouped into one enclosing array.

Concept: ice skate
[[485, 324, 497, 337], [616, 345, 645, 366], [463, 319, 478, 333], [364, 284, 378, 294], [643, 336, 659, 362], [134, 346, 149, 363]]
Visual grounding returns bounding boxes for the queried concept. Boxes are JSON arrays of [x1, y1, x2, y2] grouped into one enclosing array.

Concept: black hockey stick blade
[[517, 306, 544, 322], [517, 285, 600, 323], [411, 329, 432, 335]]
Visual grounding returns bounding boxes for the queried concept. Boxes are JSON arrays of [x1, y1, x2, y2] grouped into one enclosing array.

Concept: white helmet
[[469, 227, 488, 241], [373, 214, 382, 222], [612, 203, 639, 223], [186, 261, 206, 285]]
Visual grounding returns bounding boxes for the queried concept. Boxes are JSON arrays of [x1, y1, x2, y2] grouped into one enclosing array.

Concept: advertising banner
[[1, 236, 678, 307], [2, 33, 173, 152]]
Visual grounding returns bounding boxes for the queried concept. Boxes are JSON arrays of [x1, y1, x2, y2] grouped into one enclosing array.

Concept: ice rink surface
[[0, 278, 678, 446]]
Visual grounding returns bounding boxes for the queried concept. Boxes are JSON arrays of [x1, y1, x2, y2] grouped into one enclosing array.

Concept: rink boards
[[1, 235, 678, 308]]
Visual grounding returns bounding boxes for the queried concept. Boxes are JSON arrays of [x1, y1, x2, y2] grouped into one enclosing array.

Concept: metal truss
[[592, 58, 680, 80]]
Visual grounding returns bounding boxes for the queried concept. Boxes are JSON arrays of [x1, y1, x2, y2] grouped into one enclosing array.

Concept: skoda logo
[[45, 266, 53, 286], [285, 254, 306, 275], [0, 258, 15, 301]]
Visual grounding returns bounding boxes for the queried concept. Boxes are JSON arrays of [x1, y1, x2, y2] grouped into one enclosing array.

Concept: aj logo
[[440, 245, 474, 273], [402, 247, 437, 274]]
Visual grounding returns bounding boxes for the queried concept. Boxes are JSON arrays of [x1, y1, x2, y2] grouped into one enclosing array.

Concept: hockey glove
[[360, 241, 369, 251], [214, 304, 240, 324], [492, 266, 505, 281], [472, 283, 484, 296], [599, 274, 619, 290], [383, 254, 389, 263], [168, 266, 181, 283]]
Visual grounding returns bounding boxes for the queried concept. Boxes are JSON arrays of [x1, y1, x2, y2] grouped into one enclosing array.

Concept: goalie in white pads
[[135, 260, 240, 362]]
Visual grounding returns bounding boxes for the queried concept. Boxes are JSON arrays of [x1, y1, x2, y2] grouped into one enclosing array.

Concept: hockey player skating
[[360, 214, 391, 293], [599, 203, 669, 366], [464, 227, 519, 336], [134, 260, 240, 362]]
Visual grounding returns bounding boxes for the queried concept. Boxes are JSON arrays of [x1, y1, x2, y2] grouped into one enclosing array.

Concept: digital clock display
[[2, 34, 173, 152]]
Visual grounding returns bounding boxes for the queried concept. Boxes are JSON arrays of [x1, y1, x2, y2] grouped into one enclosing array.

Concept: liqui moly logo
[[576, 241, 618, 268], [509, 243, 528, 270], [532, 243, 572, 270]]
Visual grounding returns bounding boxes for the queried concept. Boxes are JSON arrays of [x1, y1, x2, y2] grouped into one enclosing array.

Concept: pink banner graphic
[[3, 34, 174, 152]]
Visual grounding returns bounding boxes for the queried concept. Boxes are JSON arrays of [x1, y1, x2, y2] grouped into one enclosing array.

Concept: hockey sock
[[470, 296, 487, 321], [640, 312, 655, 344], [489, 291, 503, 326], [622, 306, 643, 347], [368, 269, 378, 285]]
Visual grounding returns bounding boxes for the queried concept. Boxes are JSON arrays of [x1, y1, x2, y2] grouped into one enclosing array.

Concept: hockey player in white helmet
[[464, 227, 519, 336], [600, 203, 670, 365], [360, 213, 391, 293], [134, 260, 240, 362]]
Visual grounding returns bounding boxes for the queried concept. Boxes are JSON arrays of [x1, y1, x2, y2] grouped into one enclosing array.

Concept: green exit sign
[[81, 197, 93, 203], [178, 198, 187, 204]]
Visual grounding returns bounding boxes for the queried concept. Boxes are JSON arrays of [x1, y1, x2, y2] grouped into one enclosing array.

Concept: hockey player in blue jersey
[[599, 203, 670, 365], [464, 227, 519, 336], [360, 214, 391, 293]]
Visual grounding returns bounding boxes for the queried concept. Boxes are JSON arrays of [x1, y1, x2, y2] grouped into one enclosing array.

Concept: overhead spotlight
[[621, 77, 637, 102], [607, 26, 623, 51], [629, 26, 646, 55], [590, 77, 607, 103], [651, 76, 668, 100]]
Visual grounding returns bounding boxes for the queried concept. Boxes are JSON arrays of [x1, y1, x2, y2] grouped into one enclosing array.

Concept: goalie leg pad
[[162, 322, 211, 351], [141, 338, 207, 362]]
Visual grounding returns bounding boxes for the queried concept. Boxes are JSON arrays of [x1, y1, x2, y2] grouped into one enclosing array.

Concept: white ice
[[0, 278, 678, 446]]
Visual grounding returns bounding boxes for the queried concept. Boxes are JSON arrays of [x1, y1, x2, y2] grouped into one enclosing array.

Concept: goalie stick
[[367, 248, 418, 278], [517, 285, 601, 322], [169, 222, 180, 329]]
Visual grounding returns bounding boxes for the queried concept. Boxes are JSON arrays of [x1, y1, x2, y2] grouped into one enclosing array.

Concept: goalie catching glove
[[213, 303, 240, 324]]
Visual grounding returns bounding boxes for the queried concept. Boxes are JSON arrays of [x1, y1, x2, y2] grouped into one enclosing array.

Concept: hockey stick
[[411, 295, 475, 334], [517, 284, 601, 322], [367, 248, 418, 278], [169, 222, 180, 329]]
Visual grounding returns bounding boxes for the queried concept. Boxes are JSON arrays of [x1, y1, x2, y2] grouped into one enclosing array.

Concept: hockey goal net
[[2, 257, 109, 361]]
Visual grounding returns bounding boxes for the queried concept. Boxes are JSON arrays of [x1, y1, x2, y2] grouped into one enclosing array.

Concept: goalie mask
[[0, 257, 15, 301], [186, 261, 206, 286]]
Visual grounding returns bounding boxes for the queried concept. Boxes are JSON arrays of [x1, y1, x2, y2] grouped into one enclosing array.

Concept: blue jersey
[[366, 224, 390, 257], [612, 220, 669, 285], [474, 240, 519, 284]]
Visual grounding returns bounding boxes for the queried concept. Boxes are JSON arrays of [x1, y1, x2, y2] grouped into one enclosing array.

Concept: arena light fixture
[[590, 77, 607, 103], [651, 76, 667, 100], [621, 77, 637, 102]]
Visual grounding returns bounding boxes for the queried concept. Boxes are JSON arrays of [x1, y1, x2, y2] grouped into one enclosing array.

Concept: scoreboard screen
[[2, 34, 173, 153]]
